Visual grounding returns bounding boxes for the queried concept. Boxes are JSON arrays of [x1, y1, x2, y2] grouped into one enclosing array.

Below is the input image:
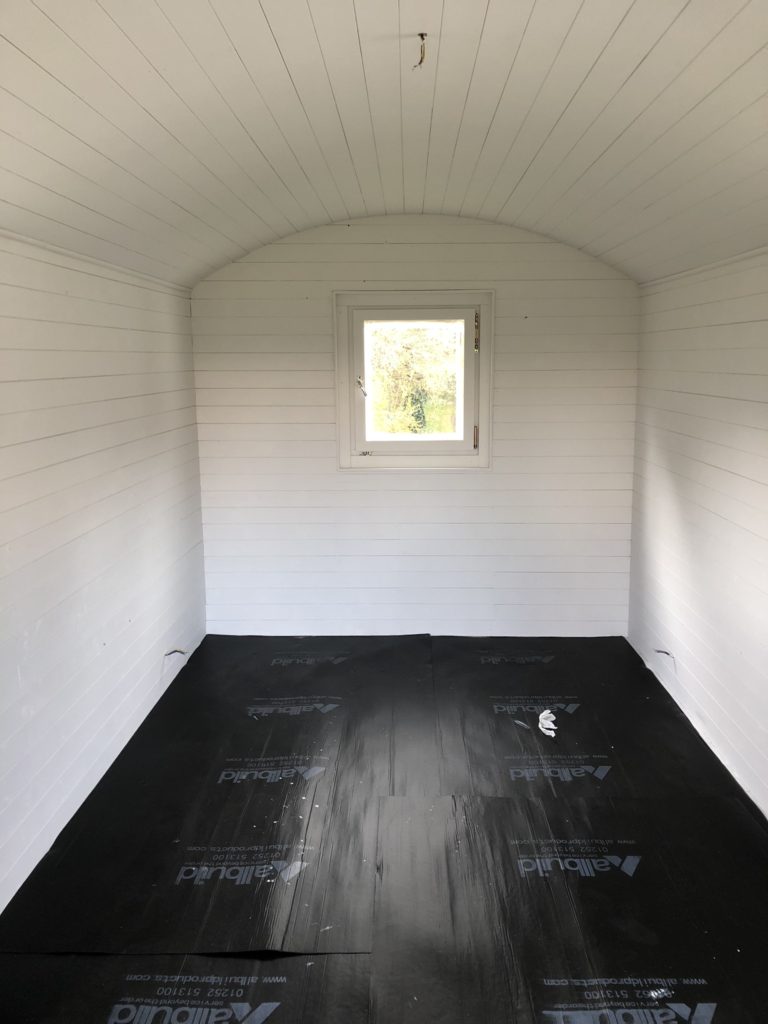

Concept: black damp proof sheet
[[152, 634, 433, 720], [2, 633, 767, 1022], [0, 952, 370, 1023], [191, 634, 442, 799], [431, 636, 749, 805], [529, 977, 735, 1024], [372, 795, 767, 1023], [100, 634, 441, 800], [0, 753, 379, 955], [0, 634, 439, 956]]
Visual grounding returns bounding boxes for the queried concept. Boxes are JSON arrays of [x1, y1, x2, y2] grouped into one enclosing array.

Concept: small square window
[[335, 291, 493, 468]]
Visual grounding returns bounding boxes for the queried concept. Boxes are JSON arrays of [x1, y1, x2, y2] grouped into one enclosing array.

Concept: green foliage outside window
[[365, 321, 462, 438]]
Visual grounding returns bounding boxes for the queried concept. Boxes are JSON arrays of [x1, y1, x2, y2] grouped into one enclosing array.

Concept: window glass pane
[[363, 319, 465, 441]]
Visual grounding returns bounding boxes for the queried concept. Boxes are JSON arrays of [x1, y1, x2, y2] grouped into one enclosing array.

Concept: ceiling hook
[[413, 33, 427, 69]]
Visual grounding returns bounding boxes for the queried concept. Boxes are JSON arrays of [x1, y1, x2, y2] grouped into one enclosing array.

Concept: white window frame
[[335, 290, 493, 469]]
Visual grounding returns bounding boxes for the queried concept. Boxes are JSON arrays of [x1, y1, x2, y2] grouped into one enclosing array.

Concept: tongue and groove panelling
[[629, 251, 768, 818], [0, 236, 206, 913], [193, 215, 639, 636]]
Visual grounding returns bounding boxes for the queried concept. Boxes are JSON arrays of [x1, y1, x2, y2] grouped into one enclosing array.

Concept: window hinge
[[473, 425, 479, 450], [474, 310, 480, 352]]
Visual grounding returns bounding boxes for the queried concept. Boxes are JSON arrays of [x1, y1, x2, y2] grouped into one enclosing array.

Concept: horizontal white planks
[[0, 237, 206, 912], [193, 215, 638, 636], [629, 251, 768, 818]]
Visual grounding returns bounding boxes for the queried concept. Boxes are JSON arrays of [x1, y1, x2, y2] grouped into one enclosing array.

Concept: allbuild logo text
[[107, 1002, 280, 1024], [247, 703, 338, 720], [176, 861, 307, 886], [271, 653, 347, 666], [541, 1005, 716, 1023], [518, 855, 641, 878], [480, 652, 554, 665], [217, 766, 326, 784], [494, 703, 580, 716], [510, 765, 612, 783]]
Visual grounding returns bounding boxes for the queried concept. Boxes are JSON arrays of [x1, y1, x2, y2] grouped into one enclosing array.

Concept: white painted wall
[[629, 252, 768, 816], [0, 236, 205, 912], [1, 212, 763, 908], [193, 215, 639, 636]]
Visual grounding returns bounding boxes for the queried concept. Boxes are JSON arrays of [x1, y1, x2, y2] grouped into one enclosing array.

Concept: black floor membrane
[[0, 633, 438, 954], [1, 635, 766, 1022], [0, 953, 370, 1023], [372, 794, 767, 1022], [432, 636, 756, 808]]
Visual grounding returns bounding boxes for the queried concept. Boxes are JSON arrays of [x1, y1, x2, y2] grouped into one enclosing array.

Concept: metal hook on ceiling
[[413, 33, 427, 69]]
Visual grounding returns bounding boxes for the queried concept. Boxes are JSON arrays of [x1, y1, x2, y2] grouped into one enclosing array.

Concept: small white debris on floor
[[538, 709, 557, 738]]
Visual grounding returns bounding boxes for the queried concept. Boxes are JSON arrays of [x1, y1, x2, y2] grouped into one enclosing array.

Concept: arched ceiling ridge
[[195, 212, 639, 290], [1, 0, 764, 289]]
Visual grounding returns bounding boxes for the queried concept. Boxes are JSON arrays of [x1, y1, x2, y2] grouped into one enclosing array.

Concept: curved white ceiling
[[1, 0, 767, 287]]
